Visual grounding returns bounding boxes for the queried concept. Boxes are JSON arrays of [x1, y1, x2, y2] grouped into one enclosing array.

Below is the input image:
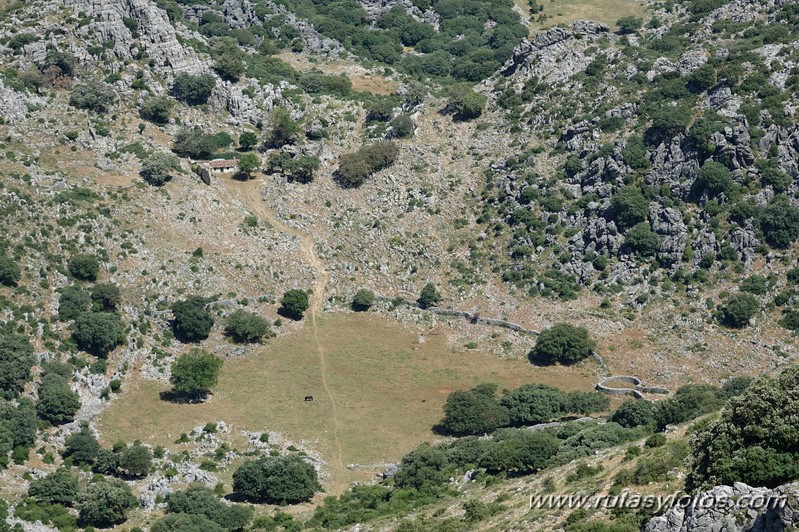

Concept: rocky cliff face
[[645, 482, 799, 532], [61, 0, 203, 73], [501, 20, 611, 85]]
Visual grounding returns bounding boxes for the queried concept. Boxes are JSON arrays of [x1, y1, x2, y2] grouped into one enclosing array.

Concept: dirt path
[[220, 177, 346, 491]]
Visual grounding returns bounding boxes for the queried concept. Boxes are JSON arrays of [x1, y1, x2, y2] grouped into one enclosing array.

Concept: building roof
[[202, 159, 239, 169]]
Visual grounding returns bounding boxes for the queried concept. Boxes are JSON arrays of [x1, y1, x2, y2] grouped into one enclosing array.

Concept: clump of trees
[[336, 141, 400, 187], [29, 468, 79, 506], [233, 455, 321, 504], [172, 128, 233, 160], [140, 152, 180, 186], [172, 73, 216, 105], [71, 311, 126, 357], [624, 222, 660, 257], [695, 161, 735, 198], [69, 83, 116, 113], [280, 289, 309, 320], [438, 382, 609, 436], [446, 87, 487, 121], [171, 296, 214, 342], [717, 292, 759, 328], [68, 254, 100, 281], [759, 195, 799, 249], [90, 283, 121, 312], [139, 96, 175, 124], [224, 310, 272, 343], [0, 332, 35, 399], [58, 285, 91, 321], [78, 478, 138, 527], [352, 289, 375, 311], [36, 373, 80, 425], [265, 108, 300, 148], [417, 283, 440, 309], [610, 185, 649, 230], [529, 323, 596, 365], [0, 256, 20, 286], [687, 365, 799, 491], [162, 484, 253, 531], [267, 152, 321, 183], [169, 348, 223, 401]]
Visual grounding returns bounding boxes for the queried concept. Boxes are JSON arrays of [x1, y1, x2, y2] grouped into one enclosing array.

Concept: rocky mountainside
[[2, 0, 799, 530]]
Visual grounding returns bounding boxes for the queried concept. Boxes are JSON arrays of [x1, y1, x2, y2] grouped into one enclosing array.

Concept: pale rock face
[[502, 21, 611, 85], [644, 482, 799, 532], [62, 0, 204, 73]]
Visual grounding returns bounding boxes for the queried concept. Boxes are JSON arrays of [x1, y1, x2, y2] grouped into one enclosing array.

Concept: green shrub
[[625, 222, 660, 257], [337, 141, 400, 187], [29, 468, 79, 506], [719, 293, 759, 328], [78, 478, 138, 527], [616, 16, 643, 35], [695, 161, 735, 198], [759, 195, 799, 249], [69, 83, 116, 113], [687, 365, 799, 491], [610, 185, 649, 230], [439, 383, 510, 435], [172, 73, 216, 105], [68, 254, 100, 281], [170, 348, 223, 400], [140, 96, 175, 124], [0, 256, 21, 286], [58, 285, 92, 321], [740, 275, 767, 295], [390, 114, 414, 138], [71, 312, 126, 357], [610, 400, 656, 428], [233, 455, 321, 504], [530, 323, 596, 365], [141, 153, 180, 186], [36, 374, 80, 425], [224, 310, 272, 343], [447, 87, 487, 121], [280, 289, 309, 320], [352, 289, 375, 311], [0, 333, 34, 399], [171, 296, 214, 342]]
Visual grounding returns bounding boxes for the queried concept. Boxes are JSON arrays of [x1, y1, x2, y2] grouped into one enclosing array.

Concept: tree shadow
[[159, 390, 208, 404], [277, 307, 303, 321], [527, 350, 555, 367]]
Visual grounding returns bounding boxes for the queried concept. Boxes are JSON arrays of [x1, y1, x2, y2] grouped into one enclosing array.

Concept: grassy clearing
[[519, 0, 647, 31], [275, 52, 398, 95], [98, 313, 600, 486]]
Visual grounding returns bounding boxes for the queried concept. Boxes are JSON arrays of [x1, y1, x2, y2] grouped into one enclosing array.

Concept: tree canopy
[[280, 289, 309, 320], [68, 254, 100, 281], [71, 312, 126, 357], [0, 332, 35, 398], [171, 296, 214, 342], [78, 478, 138, 528], [687, 365, 799, 491], [36, 373, 81, 425], [169, 348, 223, 400], [233, 455, 321, 504], [529, 323, 596, 365], [172, 73, 216, 105], [224, 310, 272, 343]]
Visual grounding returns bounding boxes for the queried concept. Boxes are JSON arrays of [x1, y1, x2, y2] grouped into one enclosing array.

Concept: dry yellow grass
[[98, 313, 600, 487], [275, 52, 398, 95], [519, 0, 647, 31]]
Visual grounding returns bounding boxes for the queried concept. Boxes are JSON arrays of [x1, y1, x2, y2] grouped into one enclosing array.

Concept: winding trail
[[221, 178, 345, 487]]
